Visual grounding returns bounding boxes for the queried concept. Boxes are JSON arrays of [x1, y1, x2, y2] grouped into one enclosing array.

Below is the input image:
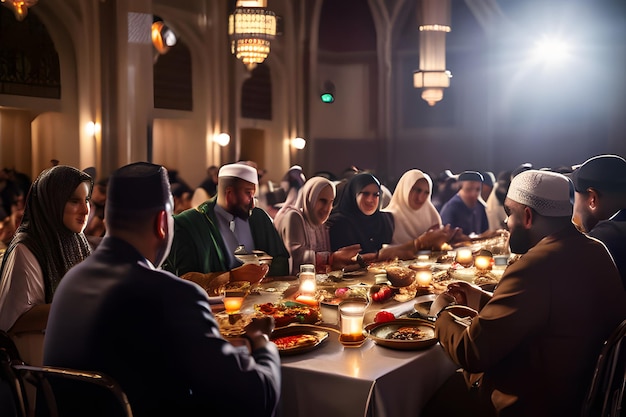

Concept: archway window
[[0, 7, 61, 98]]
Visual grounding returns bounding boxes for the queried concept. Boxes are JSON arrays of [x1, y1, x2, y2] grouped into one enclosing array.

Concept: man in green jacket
[[164, 163, 289, 277]]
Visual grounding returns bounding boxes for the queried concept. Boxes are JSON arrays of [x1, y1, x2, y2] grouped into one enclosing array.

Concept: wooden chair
[[581, 319, 626, 417]]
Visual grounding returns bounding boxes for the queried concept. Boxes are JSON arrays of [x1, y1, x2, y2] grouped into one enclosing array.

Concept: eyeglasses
[[358, 191, 380, 198]]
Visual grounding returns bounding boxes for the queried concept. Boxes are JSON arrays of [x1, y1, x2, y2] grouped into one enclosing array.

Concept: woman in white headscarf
[[384, 169, 442, 245], [274, 177, 361, 275]]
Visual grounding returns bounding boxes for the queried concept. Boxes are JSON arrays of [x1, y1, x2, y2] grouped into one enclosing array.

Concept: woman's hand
[[332, 244, 362, 269], [418, 225, 459, 250]]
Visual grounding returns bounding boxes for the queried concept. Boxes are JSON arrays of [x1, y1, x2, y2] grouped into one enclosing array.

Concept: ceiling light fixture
[[1, 0, 38, 21], [413, 0, 452, 106], [228, 0, 277, 71]]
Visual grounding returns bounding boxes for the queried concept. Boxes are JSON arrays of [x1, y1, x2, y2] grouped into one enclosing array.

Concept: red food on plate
[[374, 311, 396, 323], [370, 285, 393, 302], [256, 303, 320, 327], [272, 334, 318, 350]]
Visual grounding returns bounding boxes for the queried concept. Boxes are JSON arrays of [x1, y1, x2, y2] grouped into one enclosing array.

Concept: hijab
[[0, 165, 93, 302], [384, 169, 442, 244], [328, 173, 393, 253], [275, 177, 335, 252]]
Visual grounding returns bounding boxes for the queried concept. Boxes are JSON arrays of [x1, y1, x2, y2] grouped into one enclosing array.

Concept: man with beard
[[428, 170, 626, 417], [44, 162, 281, 417], [164, 162, 289, 277], [570, 154, 626, 289]]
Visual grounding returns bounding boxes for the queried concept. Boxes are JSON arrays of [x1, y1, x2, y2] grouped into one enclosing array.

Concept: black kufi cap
[[570, 154, 626, 193], [107, 162, 171, 212], [458, 171, 484, 183]]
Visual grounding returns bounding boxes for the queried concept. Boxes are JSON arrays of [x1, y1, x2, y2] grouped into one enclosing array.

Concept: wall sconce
[[228, 0, 277, 71], [1, 0, 37, 21], [213, 133, 230, 147], [291, 137, 306, 150], [413, 0, 452, 106], [85, 122, 101, 137], [152, 16, 177, 56]]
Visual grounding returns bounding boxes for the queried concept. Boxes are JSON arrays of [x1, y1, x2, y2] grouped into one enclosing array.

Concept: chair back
[[11, 363, 133, 417], [0, 330, 27, 417], [581, 319, 626, 417]]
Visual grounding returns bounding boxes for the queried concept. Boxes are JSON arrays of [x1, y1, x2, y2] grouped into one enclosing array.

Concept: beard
[[232, 201, 253, 220], [508, 225, 533, 254]]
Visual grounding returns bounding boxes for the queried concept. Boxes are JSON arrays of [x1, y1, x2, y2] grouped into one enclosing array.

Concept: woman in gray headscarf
[[0, 165, 93, 332], [274, 177, 360, 275]]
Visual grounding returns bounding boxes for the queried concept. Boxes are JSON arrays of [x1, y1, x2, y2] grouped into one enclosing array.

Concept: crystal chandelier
[[1, 0, 38, 21], [413, 0, 452, 106], [228, 0, 277, 71]]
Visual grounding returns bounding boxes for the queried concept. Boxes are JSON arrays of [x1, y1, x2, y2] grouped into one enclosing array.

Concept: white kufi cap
[[507, 170, 572, 217], [218, 163, 258, 185]]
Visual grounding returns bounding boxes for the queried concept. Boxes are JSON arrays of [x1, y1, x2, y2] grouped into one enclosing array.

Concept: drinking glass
[[338, 298, 368, 346], [315, 251, 332, 274]]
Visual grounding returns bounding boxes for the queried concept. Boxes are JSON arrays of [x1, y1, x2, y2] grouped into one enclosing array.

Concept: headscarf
[[0, 165, 93, 302], [274, 177, 335, 252], [327, 173, 393, 253], [384, 169, 442, 244], [274, 177, 335, 273]]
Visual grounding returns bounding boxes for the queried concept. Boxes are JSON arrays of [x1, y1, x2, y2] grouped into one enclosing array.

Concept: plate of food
[[364, 318, 437, 350], [270, 325, 329, 356], [255, 302, 321, 328]]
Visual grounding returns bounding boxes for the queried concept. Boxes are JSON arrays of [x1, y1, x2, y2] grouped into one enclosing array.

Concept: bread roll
[[385, 265, 415, 287]]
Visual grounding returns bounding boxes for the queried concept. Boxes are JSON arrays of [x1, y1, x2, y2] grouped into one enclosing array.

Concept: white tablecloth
[[242, 284, 458, 417], [277, 330, 457, 417]]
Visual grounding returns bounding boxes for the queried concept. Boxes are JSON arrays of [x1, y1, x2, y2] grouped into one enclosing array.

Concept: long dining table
[[219, 268, 460, 417]]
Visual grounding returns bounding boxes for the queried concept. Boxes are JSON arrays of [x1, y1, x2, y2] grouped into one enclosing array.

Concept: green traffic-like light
[[320, 93, 335, 103]]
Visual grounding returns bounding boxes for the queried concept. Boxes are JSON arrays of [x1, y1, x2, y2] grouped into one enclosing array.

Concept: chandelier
[[228, 0, 277, 71], [413, 0, 452, 106], [1, 0, 38, 21]]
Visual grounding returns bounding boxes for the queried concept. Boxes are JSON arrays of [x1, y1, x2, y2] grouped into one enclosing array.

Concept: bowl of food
[[364, 318, 437, 350]]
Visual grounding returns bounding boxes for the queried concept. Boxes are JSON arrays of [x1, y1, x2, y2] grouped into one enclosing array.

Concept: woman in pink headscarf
[[274, 177, 361, 275], [384, 169, 442, 245]]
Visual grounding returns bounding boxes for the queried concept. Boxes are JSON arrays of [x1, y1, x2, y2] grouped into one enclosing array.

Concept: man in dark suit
[[571, 154, 626, 289], [44, 162, 281, 417]]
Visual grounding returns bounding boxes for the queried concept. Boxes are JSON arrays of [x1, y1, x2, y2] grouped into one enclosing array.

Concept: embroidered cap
[[218, 163, 258, 185], [507, 170, 573, 217]]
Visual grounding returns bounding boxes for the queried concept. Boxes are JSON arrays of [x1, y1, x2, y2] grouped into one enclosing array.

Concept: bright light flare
[[531, 36, 570, 65]]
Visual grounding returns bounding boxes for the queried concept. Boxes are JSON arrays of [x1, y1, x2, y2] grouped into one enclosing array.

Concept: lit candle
[[299, 273, 317, 294], [474, 256, 491, 271], [474, 249, 493, 271], [455, 248, 473, 267], [417, 254, 429, 262], [223, 294, 245, 314], [415, 270, 433, 287], [299, 264, 317, 295]]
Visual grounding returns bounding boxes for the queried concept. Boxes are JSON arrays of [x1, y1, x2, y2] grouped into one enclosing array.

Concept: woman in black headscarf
[[328, 172, 459, 262], [327, 173, 394, 254], [0, 165, 93, 332]]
